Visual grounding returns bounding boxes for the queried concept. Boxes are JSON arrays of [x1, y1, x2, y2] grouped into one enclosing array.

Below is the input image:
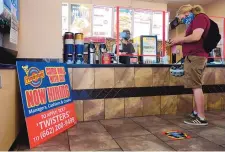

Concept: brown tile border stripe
[[72, 85, 225, 100]]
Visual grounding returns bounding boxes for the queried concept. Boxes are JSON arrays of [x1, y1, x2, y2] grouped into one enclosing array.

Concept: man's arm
[[182, 28, 204, 43]]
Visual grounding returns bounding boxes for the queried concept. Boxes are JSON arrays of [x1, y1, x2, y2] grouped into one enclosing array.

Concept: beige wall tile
[[152, 68, 170, 86], [215, 68, 225, 84], [142, 96, 161, 116], [125, 97, 143, 117], [84, 99, 104, 121], [135, 68, 153, 87], [161, 95, 178, 115], [105, 98, 124, 119], [74, 100, 83, 122], [203, 68, 215, 85], [169, 75, 184, 86], [207, 93, 224, 111], [193, 94, 208, 111], [177, 95, 193, 114], [95, 68, 114, 89], [72, 68, 94, 89], [114, 68, 134, 88], [221, 93, 225, 110]]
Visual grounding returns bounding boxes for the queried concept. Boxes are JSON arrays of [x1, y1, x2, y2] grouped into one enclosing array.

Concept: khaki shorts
[[184, 56, 207, 89]]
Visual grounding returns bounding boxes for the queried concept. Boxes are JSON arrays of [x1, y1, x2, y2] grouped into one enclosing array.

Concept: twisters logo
[[22, 65, 45, 87]]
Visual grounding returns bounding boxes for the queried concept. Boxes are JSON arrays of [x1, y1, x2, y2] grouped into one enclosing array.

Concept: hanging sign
[[16, 61, 77, 148]]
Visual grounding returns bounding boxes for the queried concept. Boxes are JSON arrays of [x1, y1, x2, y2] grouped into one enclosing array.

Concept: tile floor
[[12, 111, 225, 151]]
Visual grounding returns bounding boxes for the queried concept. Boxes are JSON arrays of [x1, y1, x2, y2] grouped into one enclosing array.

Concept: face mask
[[120, 32, 130, 40], [181, 13, 194, 25]]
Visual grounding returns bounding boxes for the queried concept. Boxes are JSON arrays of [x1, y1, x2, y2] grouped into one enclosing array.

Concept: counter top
[[1, 63, 225, 69], [0, 63, 16, 69], [67, 63, 225, 68]]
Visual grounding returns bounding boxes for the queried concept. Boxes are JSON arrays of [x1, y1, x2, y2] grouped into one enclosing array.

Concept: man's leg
[[193, 88, 205, 119]]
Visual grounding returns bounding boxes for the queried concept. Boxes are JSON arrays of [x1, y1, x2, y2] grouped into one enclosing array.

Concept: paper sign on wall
[[16, 61, 77, 148]]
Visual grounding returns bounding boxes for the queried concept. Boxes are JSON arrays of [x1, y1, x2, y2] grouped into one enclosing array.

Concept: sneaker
[[186, 111, 197, 119], [184, 116, 208, 126]]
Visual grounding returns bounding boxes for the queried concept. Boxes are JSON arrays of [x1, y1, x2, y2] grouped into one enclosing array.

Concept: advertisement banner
[[92, 6, 113, 37], [70, 4, 92, 37], [16, 61, 77, 148]]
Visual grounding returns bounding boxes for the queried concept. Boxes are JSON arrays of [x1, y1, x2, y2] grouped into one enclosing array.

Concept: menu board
[[114, 8, 132, 37], [152, 11, 169, 41], [133, 9, 152, 37], [70, 4, 92, 37], [62, 3, 69, 36], [92, 6, 113, 37]]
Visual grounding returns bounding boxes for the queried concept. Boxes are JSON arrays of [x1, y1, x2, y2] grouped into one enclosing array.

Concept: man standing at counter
[[170, 4, 211, 125]]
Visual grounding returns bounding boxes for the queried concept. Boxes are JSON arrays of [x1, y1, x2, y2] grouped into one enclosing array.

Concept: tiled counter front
[[69, 67, 225, 121]]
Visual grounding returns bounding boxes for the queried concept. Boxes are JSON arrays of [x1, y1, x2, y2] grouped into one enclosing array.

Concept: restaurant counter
[[67, 63, 225, 121]]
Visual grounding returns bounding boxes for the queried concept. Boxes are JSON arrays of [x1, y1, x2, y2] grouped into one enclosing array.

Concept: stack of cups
[[63, 32, 75, 64], [74, 33, 84, 64]]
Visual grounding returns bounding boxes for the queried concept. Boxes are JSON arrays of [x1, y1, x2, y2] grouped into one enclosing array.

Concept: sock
[[198, 115, 206, 121], [193, 111, 198, 115]]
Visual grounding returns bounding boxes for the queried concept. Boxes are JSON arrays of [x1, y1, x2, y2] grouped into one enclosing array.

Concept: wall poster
[[70, 4, 92, 37], [92, 6, 113, 37]]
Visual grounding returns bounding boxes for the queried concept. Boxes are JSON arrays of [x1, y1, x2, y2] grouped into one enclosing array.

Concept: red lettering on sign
[[25, 88, 47, 108], [57, 67, 65, 75], [45, 67, 57, 75], [47, 84, 70, 102]]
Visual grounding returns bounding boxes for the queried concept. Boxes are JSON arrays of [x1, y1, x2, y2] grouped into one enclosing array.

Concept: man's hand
[[169, 36, 185, 46]]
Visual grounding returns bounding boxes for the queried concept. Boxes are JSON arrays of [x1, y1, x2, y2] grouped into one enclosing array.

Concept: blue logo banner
[[16, 61, 73, 117]]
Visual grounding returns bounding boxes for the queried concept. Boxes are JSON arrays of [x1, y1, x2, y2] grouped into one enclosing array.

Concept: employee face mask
[[181, 12, 194, 25], [120, 32, 130, 40]]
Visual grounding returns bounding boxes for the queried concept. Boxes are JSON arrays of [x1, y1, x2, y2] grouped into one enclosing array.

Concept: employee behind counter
[[114, 30, 135, 64]]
